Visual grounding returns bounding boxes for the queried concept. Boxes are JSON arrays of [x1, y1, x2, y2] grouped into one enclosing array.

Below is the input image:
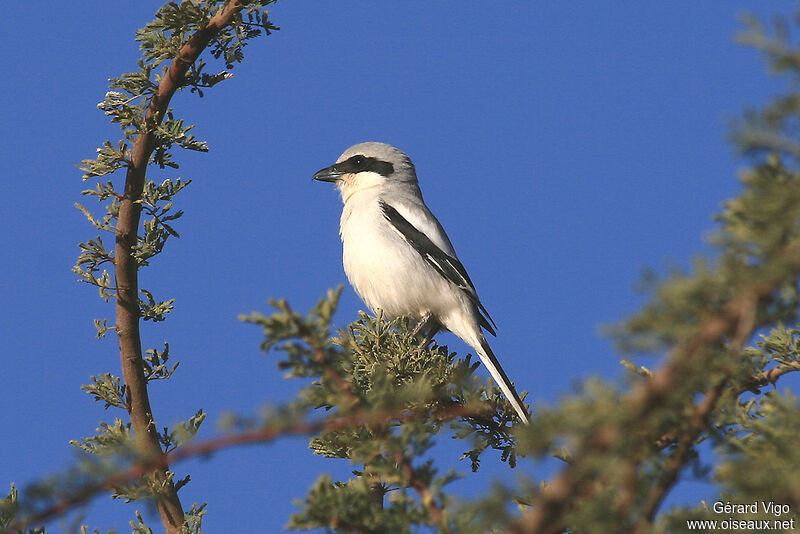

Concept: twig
[[739, 360, 800, 394], [395, 452, 453, 534], [652, 360, 800, 450]]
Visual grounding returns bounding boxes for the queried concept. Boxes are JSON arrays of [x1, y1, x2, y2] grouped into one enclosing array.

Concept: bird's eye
[[353, 156, 364, 167]]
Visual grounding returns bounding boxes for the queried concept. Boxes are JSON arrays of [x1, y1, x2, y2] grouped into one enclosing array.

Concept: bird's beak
[[312, 164, 343, 182]]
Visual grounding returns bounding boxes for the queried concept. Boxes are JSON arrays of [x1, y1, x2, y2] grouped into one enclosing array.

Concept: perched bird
[[313, 142, 529, 423]]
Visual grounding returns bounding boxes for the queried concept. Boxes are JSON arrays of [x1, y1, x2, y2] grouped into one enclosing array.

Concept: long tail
[[476, 336, 529, 423]]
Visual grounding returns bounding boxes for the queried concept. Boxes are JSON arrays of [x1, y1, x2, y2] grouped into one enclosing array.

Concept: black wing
[[379, 200, 497, 336]]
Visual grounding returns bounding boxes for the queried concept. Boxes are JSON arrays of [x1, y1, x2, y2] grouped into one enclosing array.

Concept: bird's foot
[[408, 312, 440, 356], [409, 311, 433, 338]]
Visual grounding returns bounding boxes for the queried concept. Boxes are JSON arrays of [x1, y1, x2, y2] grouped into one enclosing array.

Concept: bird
[[313, 142, 529, 423]]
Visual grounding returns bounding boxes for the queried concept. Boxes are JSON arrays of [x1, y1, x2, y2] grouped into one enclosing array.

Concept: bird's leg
[[415, 324, 440, 351], [409, 312, 440, 353], [409, 311, 434, 338]]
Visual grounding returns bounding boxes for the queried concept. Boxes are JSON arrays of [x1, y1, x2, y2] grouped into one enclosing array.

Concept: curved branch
[[114, 3, 255, 533], [11, 404, 485, 531]]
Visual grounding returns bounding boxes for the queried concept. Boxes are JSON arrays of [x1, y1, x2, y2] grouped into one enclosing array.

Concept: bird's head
[[313, 142, 417, 201]]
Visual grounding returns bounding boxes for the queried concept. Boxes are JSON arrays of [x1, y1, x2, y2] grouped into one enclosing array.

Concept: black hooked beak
[[312, 164, 344, 183]]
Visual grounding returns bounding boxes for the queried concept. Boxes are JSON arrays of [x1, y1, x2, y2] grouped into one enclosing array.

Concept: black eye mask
[[335, 155, 394, 177]]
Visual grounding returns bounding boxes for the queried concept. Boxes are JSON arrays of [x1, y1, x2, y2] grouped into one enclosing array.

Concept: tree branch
[[631, 379, 728, 534], [113, 3, 255, 533], [511, 242, 800, 534], [651, 360, 800, 451], [395, 452, 452, 534], [739, 360, 800, 393], [11, 404, 486, 532], [630, 287, 758, 531]]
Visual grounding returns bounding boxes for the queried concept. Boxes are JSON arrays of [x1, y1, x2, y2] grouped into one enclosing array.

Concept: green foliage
[[0, 486, 21, 534], [137, 1, 277, 72], [449, 482, 529, 534], [159, 410, 207, 454], [70, 420, 133, 457], [138, 289, 175, 322], [73, 235, 115, 302], [80, 0, 279, 180], [143, 343, 180, 381], [129, 510, 153, 534], [180, 503, 207, 534], [79, 140, 130, 181], [241, 289, 525, 532], [735, 15, 800, 161], [717, 390, 800, 502], [245, 10, 800, 534], [81, 374, 127, 410], [136, 178, 191, 265]]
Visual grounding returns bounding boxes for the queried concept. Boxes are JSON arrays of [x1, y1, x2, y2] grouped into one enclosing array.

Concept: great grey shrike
[[313, 142, 529, 423]]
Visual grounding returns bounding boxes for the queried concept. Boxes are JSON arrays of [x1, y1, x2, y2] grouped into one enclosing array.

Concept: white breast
[[339, 192, 460, 320]]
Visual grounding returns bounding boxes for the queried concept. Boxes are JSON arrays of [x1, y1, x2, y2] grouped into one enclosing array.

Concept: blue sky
[[1, 1, 795, 531]]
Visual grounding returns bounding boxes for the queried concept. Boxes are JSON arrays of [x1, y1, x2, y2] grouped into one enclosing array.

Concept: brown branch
[[629, 290, 758, 532], [13, 420, 326, 532], [635, 333, 800, 523], [651, 360, 800, 450], [739, 360, 800, 394], [626, 304, 800, 527], [364, 425, 388, 511], [631, 379, 728, 534], [395, 452, 453, 534], [510, 241, 800, 534], [12, 403, 488, 532], [113, 3, 254, 533]]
